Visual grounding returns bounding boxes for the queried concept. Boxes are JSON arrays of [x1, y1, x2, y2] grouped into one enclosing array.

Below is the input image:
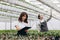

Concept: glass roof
[[0, 0, 60, 22], [26, 0, 60, 20]]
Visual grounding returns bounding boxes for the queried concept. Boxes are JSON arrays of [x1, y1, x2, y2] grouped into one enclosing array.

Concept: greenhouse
[[0, 0, 60, 40]]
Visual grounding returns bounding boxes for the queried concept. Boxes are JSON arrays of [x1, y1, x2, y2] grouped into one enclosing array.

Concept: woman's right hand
[[15, 25, 20, 30]]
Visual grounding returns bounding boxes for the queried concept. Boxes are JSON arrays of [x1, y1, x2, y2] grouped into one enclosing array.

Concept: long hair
[[38, 14, 40, 19], [18, 12, 28, 23]]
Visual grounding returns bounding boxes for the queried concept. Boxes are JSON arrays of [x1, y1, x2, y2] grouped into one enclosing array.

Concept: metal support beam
[[37, 0, 60, 13], [10, 17, 12, 30], [5, 22, 7, 30]]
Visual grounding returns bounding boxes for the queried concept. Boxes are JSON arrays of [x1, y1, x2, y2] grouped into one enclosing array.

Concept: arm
[[15, 25, 21, 30], [15, 25, 28, 32], [47, 14, 52, 22], [46, 10, 52, 22]]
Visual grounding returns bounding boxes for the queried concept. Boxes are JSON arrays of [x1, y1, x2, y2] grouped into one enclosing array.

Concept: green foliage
[[28, 30, 60, 37], [0, 30, 60, 37]]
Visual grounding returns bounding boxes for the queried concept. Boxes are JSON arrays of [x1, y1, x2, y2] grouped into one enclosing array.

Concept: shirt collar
[[40, 19, 45, 22]]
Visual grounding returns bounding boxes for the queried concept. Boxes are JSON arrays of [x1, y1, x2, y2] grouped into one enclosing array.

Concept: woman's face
[[22, 15, 26, 21], [40, 15, 43, 20]]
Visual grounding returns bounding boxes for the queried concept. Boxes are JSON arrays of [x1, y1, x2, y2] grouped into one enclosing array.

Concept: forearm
[[47, 15, 52, 22], [47, 9, 52, 22], [16, 27, 20, 30], [15, 25, 20, 30]]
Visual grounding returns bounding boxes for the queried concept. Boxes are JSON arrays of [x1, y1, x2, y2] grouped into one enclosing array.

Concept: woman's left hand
[[25, 30, 28, 32]]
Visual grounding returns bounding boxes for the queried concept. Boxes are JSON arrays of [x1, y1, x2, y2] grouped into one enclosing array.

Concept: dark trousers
[[17, 30, 27, 36], [55, 36, 59, 40]]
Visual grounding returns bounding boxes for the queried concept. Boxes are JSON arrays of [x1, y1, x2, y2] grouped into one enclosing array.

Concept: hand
[[25, 30, 28, 32]]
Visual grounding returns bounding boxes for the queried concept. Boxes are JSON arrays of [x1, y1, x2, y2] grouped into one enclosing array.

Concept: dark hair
[[18, 12, 28, 23], [38, 14, 40, 19]]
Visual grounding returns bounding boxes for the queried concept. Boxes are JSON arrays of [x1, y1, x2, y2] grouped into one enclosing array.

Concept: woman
[[38, 14, 52, 32], [15, 12, 30, 36]]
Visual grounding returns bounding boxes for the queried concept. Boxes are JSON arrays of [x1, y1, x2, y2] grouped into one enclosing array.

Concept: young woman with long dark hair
[[15, 12, 31, 36]]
